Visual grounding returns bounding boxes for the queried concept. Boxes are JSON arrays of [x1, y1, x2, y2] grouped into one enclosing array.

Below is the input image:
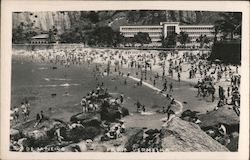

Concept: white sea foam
[[38, 67, 48, 70], [60, 83, 79, 87], [37, 83, 79, 87], [140, 111, 155, 115], [53, 78, 71, 81], [44, 77, 71, 81]]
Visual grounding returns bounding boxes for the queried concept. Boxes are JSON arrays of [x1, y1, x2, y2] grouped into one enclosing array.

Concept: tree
[[133, 32, 151, 46], [122, 37, 134, 47], [60, 28, 84, 44], [52, 26, 58, 35], [212, 25, 219, 43], [203, 35, 210, 45], [25, 31, 37, 43], [12, 25, 25, 44], [215, 12, 242, 40], [161, 33, 177, 48], [12, 22, 37, 44], [48, 29, 54, 43], [112, 31, 124, 47], [88, 11, 99, 24], [178, 31, 189, 47], [197, 34, 204, 48], [85, 26, 122, 47]]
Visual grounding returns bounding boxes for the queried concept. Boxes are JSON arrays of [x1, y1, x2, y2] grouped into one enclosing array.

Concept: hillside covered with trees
[[12, 10, 241, 48]]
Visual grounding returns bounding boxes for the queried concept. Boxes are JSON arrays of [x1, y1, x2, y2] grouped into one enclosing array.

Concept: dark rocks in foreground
[[98, 117, 229, 152], [11, 112, 232, 152], [161, 117, 229, 152], [70, 112, 101, 127], [198, 107, 240, 151], [198, 107, 239, 133]]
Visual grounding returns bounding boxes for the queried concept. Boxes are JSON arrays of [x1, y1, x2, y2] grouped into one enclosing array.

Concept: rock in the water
[[161, 117, 229, 152]]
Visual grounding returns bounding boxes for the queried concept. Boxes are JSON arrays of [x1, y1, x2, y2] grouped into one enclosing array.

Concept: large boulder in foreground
[[161, 117, 229, 152]]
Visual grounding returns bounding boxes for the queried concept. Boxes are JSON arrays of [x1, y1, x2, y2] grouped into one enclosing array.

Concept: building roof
[[31, 34, 49, 39], [120, 22, 214, 28], [180, 25, 214, 27], [120, 25, 163, 28], [160, 22, 180, 25]]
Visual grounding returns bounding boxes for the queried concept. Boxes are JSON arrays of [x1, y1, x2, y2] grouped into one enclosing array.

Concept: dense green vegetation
[[209, 12, 242, 65], [12, 11, 241, 48], [214, 12, 242, 41], [12, 22, 37, 44]]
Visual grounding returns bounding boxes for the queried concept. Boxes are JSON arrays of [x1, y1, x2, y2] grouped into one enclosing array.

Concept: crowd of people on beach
[[11, 46, 241, 151], [12, 46, 241, 121]]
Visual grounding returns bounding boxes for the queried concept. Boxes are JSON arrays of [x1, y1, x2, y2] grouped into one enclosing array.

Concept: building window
[[167, 26, 176, 36]]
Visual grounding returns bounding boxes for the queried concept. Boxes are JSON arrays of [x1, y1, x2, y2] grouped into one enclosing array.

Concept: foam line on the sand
[[128, 76, 183, 115]]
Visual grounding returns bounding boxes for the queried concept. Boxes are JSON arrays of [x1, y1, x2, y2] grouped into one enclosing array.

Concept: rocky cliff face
[[12, 10, 221, 34], [13, 12, 75, 34]]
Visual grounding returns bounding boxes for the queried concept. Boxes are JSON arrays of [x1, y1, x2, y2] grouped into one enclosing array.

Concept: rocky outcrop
[[97, 118, 229, 152], [13, 12, 75, 34], [161, 117, 229, 152], [70, 112, 101, 127], [198, 107, 240, 134], [124, 127, 144, 152]]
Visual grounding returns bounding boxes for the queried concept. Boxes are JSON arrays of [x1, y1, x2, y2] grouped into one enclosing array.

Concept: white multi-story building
[[179, 24, 215, 43], [120, 22, 217, 47], [120, 25, 163, 46]]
